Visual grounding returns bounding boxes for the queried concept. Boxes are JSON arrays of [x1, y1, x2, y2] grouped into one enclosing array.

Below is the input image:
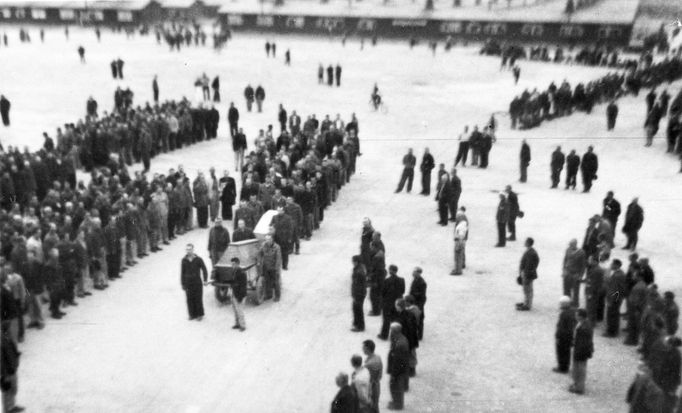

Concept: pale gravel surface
[[1, 27, 680, 413]]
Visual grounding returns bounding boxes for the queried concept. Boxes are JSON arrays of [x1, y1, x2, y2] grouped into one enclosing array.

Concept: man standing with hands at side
[[517, 237, 539, 311], [351, 255, 367, 332], [519, 139, 531, 183], [378, 265, 405, 340], [419, 148, 435, 196], [395, 148, 416, 193], [230, 258, 247, 331], [181, 244, 208, 321], [227, 102, 239, 138]]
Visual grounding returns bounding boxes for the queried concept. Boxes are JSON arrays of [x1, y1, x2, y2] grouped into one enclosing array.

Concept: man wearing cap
[[554, 296, 576, 374], [379, 265, 405, 340], [230, 258, 247, 331], [207, 218, 230, 265]]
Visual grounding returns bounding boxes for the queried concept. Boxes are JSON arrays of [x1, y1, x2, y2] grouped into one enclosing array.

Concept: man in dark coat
[[622, 197, 644, 251], [180, 244, 208, 320], [435, 174, 451, 226], [646, 88, 657, 114], [227, 102, 239, 138], [395, 148, 416, 193], [207, 218, 230, 265], [378, 265, 405, 340], [505, 185, 520, 241], [219, 172, 237, 221], [271, 206, 294, 270], [351, 255, 367, 332], [244, 84, 255, 112], [0, 95, 11, 126], [409, 267, 427, 340], [330, 372, 357, 413], [495, 193, 510, 247], [570, 309, 594, 394], [604, 259, 627, 337], [1, 321, 23, 413], [277, 104, 287, 133], [255, 85, 265, 113], [419, 148, 435, 196], [554, 296, 576, 373], [230, 258, 247, 331], [387, 323, 410, 410], [152, 75, 159, 103], [335, 64, 342, 87], [550, 146, 565, 188], [625, 272, 647, 346], [580, 146, 598, 193], [327, 65, 334, 86], [601, 191, 621, 238], [368, 241, 386, 316], [519, 139, 531, 183], [448, 169, 462, 221], [517, 237, 539, 311], [606, 100, 618, 130], [565, 150, 580, 190]]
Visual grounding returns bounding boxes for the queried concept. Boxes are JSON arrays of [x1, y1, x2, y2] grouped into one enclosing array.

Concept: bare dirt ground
[[1, 26, 681, 413]]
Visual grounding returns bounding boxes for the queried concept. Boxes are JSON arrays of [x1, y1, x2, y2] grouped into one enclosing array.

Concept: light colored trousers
[[231, 291, 246, 328]]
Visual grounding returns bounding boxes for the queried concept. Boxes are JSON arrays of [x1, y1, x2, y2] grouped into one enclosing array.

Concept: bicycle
[[369, 96, 388, 114]]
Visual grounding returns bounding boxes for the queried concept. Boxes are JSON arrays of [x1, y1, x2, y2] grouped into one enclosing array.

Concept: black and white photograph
[[0, 0, 681, 411]]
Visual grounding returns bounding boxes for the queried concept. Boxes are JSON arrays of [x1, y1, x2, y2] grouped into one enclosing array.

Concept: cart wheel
[[254, 277, 265, 305], [215, 286, 231, 304]]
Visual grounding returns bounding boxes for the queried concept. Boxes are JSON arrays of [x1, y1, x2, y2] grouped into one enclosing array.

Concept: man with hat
[[230, 257, 247, 331], [554, 296, 576, 374]]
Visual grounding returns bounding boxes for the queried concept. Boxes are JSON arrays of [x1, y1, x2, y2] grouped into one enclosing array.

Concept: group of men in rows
[[156, 23, 209, 51], [509, 54, 682, 130], [337, 218, 427, 411], [60, 96, 219, 172]]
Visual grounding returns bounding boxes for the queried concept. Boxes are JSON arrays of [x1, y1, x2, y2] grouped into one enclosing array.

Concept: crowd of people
[[509, 54, 682, 130], [155, 22, 209, 51], [0, 98, 362, 410], [331, 220, 427, 412], [548, 189, 682, 412]]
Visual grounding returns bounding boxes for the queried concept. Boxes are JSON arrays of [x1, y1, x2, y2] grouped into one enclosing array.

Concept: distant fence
[[220, 13, 633, 46]]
